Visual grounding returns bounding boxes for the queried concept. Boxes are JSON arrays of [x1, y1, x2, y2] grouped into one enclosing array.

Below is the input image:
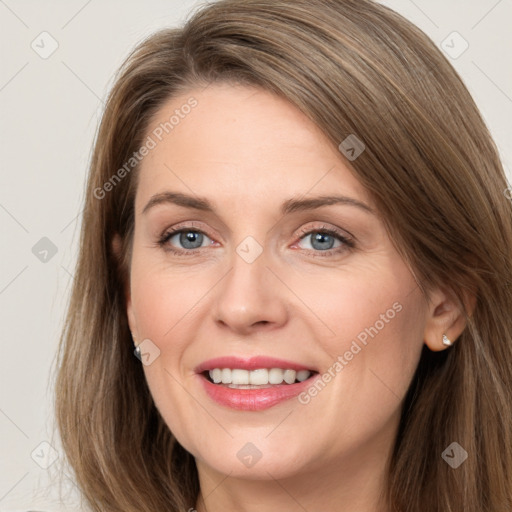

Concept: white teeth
[[211, 368, 222, 384], [207, 368, 312, 385], [221, 368, 231, 384], [296, 370, 310, 382], [269, 368, 284, 384], [283, 369, 296, 384], [231, 369, 249, 384], [249, 369, 268, 385]]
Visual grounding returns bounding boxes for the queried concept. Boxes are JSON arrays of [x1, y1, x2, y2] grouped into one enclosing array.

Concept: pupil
[[311, 233, 334, 250], [180, 231, 203, 249]]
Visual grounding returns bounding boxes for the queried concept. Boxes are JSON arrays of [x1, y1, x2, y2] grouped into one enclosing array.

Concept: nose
[[211, 244, 289, 335]]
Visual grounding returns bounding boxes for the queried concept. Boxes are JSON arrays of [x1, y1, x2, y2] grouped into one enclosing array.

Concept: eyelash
[[156, 224, 355, 257]]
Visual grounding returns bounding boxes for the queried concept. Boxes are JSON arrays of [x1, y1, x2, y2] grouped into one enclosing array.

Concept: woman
[[54, 0, 512, 510]]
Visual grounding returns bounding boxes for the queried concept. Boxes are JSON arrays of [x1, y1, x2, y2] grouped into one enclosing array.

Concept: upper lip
[[194, 356, 317, 374]]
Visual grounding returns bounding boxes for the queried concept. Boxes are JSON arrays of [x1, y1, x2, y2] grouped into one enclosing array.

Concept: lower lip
[[198, 373, 319, 411]]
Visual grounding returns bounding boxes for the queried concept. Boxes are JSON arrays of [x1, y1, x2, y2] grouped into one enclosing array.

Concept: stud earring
[[131, 332, 141, 358], [442, 334, 452, 347]]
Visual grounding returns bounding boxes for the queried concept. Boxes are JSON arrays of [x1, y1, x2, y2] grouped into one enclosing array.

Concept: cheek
[[130, 256, 209, 343], [299, 264, 425, 400], [289, 261, 420, 347], [288, 273, 426, 458], [129, 261, 204, 448]]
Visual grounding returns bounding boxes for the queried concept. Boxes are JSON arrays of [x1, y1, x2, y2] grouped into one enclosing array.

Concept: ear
[[112, 233, 138, 340], [423, 284, 476, 352]]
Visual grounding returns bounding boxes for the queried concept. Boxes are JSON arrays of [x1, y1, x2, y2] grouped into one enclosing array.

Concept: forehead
[[135, 83, 372, 213]]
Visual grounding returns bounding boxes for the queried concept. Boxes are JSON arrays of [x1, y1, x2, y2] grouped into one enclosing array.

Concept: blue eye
[[299, 231, 340, 251], [157, 225, 355, 257], [158, 229, 213, 251], [295, 228, 355, 256]]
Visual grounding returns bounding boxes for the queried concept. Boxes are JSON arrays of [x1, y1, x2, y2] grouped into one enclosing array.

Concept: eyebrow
[[141, 191, 376, 216]]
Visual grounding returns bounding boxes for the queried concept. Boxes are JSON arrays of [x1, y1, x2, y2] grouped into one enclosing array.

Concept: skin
[[121, 83, 468, 512]]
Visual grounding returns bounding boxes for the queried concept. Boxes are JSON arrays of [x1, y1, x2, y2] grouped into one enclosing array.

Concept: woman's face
[[126, 83, 429, 482]]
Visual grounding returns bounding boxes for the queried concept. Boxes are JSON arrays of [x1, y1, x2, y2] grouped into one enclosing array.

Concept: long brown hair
[[53, 0, 512, 510]]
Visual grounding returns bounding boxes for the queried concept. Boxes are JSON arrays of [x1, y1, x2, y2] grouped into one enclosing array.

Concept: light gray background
[[1, 0, 511, 510]]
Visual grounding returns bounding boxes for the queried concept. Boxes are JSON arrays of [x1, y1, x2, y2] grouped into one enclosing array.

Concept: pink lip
[[194, 356, 319, 411], [197, 373, 320, 411], [194, 356, 316, 373]]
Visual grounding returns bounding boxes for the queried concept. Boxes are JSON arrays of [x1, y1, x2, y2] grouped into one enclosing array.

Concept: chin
[[202, 454, 307, 481]]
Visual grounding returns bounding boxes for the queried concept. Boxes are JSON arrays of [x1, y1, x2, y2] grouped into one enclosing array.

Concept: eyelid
[[157, 221, 355, 256], [295, 223, 354, 241], [292, 224, 355, 256], [157, 222, 216, 253]]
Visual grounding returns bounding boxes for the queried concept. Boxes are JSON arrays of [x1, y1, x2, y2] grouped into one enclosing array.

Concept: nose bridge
[[212, 234, 288, 332]]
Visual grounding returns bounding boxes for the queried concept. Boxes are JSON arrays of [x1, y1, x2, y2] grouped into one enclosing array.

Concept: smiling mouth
[[202, 368, 319, 388]]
